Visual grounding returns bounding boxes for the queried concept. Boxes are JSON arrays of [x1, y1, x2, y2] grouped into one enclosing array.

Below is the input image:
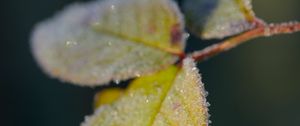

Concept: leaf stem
[[190, 18, 300, 62]]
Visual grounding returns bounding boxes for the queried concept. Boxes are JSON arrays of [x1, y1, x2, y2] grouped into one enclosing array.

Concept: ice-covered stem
[[191, 19, 300, 62]]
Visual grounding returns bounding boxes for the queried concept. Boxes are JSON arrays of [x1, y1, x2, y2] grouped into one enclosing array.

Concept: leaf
[[183, 0, 256, 39], [31, 0, 186, 86], [94, 88, 124, 108], [92, 0, 185, 54], [82, 58, 209, 126]]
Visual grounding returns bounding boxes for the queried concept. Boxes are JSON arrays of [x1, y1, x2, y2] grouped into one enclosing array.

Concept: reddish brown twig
[[191, 19, 300, 62]]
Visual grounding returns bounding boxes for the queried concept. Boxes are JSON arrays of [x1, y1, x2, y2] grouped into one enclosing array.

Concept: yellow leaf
[[82, 58, 209, 126], [31, 0, 185, 86], [94, 88, 124, 108]]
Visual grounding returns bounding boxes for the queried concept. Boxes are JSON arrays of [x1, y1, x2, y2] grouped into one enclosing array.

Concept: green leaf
[[31, 0, 186, 86], [82, 58, 209, 126], [183, 0, 256, 39]]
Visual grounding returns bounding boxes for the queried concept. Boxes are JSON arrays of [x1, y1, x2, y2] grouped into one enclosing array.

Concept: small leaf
[[31, 0, 186, 86], [183, 0, 256, 39], [82, 58, 209, 126], [94, 88, 124, 108]]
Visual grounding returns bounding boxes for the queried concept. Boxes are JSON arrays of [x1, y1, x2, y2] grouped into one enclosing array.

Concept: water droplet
[[114, 80, 120, 84], [167, 96, 171, 100], [110, 5, 115, 10], [192, 67, 197, 71], [183, 33, 190, 39], [135, 72, 141, 77], [65, 40, 77, 47], [206, 102, 211, 107], [180, 89, 184, 93], [107, 41, 112, 46], [205, 91, 209, 97], [92, 22, 100, 26], [269, 23, 275, 27], [218, 25, 226, 31], [175, 111, 179, 115], [129, 93, 134, 97]]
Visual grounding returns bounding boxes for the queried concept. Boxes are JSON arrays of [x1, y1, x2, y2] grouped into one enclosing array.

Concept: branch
[[191, 18, 300, 62]]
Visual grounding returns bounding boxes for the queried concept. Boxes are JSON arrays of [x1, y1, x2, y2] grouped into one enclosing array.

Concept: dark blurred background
[[1, 0, 300, 126]]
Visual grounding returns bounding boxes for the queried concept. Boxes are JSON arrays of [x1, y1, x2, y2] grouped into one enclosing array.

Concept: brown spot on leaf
[[170, 23, 182, 45]]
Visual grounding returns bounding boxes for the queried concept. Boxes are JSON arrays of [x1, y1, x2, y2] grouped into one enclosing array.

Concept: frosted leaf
[[31, 0, 185, 86], [82, 66, 179, 126], [183, 0, 256, 39], [82, 58, 209, 126], [152, 58, 209, 126], [91, 0, 185, 54]]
